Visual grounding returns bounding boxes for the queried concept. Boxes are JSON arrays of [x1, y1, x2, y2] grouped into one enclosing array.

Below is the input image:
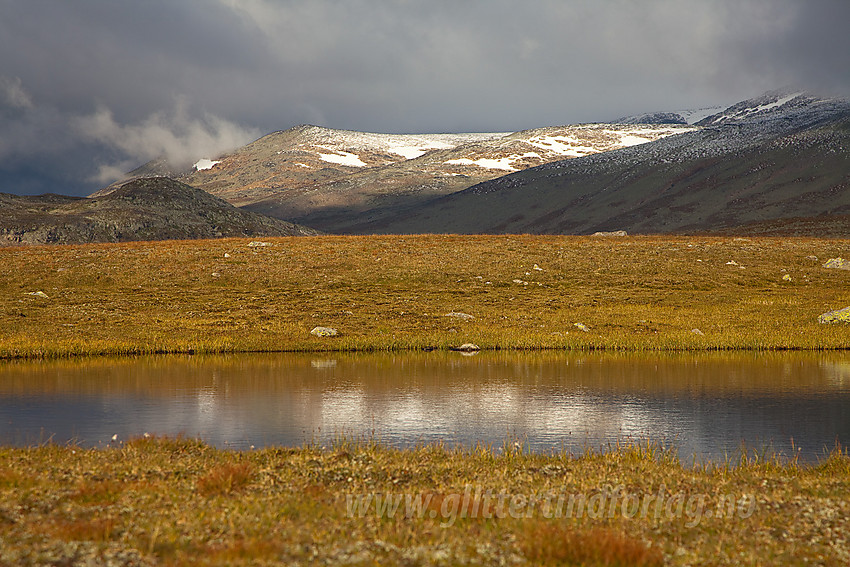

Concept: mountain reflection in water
[[1, 351, 848, 463]]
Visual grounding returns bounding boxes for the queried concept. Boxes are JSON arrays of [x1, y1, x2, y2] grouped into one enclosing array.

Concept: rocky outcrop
[[818, 307, 850, 324], [823, 258, 850, 270], [0, 177, 319, 246]]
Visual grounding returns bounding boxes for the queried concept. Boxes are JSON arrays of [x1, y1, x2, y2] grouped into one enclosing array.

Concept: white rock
[[823, 258, 850, 270], [26, 291, 49, 299], [247, 241, 273, 247], [444, 312, 475, 321], [310, 326, 338, 337]]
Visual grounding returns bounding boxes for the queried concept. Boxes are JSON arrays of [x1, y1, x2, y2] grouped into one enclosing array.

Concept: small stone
[[782, 274, 792, 281], [726, 260, 738, 265], [691, 328, 705, 336], [454, 343, 481, 352], [211, 272, 221, 277], [247, 241, 273, 247], [444, 311, 475, 321], [533, 264, 543, 271], [818, 307, 850, 324], [224, 253, 231, 258], [111, 434, 118, 442], [310, 326, 338, 337], [806, 255, 818, 261], [26, 291, 49, 299], [573, 322, 590, 332], [592, 230, 627, 237], [823, 258, 850, 270]]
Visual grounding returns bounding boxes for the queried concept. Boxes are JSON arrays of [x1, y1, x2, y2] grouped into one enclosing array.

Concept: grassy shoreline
[[0, 437, 847, 565], [1, 235, 849, 359]]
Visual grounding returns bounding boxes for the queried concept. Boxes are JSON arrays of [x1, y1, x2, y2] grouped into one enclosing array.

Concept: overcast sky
[[1, 0, 849, 196]]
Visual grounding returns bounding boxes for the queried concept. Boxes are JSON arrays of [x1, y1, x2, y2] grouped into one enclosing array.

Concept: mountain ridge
[[96, 122, 694, 233], [364, 90, 850, 235]]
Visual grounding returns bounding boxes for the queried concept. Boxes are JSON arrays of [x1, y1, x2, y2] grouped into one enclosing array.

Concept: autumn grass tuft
[[196, 462, 256, 496], [520, 524, 664, 567]]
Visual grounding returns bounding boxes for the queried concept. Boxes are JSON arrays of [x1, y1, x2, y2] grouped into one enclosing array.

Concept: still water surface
[[1, 351, 848, 463]]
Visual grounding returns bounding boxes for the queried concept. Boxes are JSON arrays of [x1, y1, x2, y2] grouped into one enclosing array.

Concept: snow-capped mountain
[[97, 122, 693, 232]]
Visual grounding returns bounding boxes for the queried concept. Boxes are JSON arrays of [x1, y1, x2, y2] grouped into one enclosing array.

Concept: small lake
[[1, 351, 849, 463]]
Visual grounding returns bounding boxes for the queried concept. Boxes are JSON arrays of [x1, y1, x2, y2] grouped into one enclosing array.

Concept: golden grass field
[[0, 437, 847, 566], [1, 235, 848, 358]]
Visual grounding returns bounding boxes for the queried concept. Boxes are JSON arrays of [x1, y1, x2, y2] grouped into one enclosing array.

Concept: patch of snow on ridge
[[316, 148, 368, 167], [610, 127, 694, 147], [713, 92, 805, 123], [675, 106, 726, 125], [525, 135, 597, 157], [194, 158, 220, 171], [303, 127, 509, 162], [386, 142, 453, 159]]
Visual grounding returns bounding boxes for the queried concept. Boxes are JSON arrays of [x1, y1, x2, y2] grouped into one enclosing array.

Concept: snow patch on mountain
[[711, 92, 805, 124], [675, 106, 726, 125], [607, 127, 695, 147], [300, 126, 507, 162], [193, 158, 220, 171], [525, 135, 597, 157], [316, 147, 368, 167]]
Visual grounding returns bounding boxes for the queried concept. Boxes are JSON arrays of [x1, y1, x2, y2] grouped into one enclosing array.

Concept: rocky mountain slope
[[96, 123, 693, 233], [368, 91, 850, 235], [1, 177, 318, 246]]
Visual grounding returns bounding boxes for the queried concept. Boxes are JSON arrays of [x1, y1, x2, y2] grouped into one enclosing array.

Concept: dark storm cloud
[[0, 0, 847, 195]]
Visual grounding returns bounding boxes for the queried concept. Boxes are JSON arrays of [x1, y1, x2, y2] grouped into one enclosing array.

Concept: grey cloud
[[0, 77, 34, 110], [73, 101, 260, 183], [0, 0, 848, 195]]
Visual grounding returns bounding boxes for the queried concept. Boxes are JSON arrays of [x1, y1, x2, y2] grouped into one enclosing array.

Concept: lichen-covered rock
[[453, 343, 481, 352], [310, 326, 338, 337], [823, 258, 850, 270], [818, 307, 850, 324], [444, 312, 475, 321]]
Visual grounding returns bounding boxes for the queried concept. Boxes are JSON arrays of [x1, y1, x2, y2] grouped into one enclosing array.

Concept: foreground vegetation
[[0, 437, 847, 566], [1, 235, 848, 358]]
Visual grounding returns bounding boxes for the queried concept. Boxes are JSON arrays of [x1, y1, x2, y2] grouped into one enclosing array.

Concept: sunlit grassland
[[0, 437, 847, 565], [1, 234, 848, 358]]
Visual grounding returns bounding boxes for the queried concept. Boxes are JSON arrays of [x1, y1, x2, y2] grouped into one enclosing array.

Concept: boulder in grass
[[453, 343, 481, 352], [444, 312, 475, 321], [823, 258, 850, 270], [818, 307, 850, 324], [310, 326, 338, 337]]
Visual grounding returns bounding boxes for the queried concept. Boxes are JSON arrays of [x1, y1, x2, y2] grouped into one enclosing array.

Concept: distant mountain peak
[[694, 89, 834, 126]]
